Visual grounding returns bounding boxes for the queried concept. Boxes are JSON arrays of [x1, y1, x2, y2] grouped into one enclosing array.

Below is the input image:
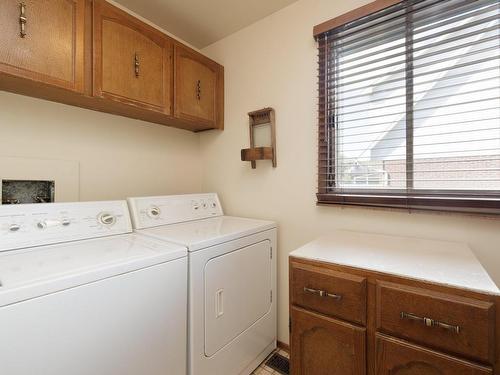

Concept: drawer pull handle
[[134, 53, 140, 78], [400, 312, 460, 334], [303, 287, 342, 301], [19, 3, 27, 38]]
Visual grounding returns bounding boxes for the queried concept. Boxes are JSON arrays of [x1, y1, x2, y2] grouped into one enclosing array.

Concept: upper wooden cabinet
[[93, 0, 172, 114], [0, 0, 85, 92], [0, 0, 224, 131], [174, 45, 224, 129]]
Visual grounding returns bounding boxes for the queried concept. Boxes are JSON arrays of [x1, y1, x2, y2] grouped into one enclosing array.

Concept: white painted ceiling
[[113, 0, 299, 48]]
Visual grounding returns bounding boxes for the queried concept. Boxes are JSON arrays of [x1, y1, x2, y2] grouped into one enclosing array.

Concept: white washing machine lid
[[135, 216, 276, 252], [0, 233, 186, 307]]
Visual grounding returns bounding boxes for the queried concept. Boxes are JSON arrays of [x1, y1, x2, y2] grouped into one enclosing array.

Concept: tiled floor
[[252, 348, 289, 375]]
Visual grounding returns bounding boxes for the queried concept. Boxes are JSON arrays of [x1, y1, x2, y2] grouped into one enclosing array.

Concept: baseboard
[[277, 340, 289, 353], [241, 341, 276, 375]]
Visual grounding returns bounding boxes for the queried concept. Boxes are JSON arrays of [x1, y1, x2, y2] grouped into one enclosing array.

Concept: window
[[315, 0, 500, 213]]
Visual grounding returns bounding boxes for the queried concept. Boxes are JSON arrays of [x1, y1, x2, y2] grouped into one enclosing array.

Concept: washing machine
[[127, 193, 277, 375], [0, 200, 187, 375]]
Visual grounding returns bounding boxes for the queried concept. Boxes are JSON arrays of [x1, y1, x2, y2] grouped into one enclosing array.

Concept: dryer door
[[204, 240, 272, 357]]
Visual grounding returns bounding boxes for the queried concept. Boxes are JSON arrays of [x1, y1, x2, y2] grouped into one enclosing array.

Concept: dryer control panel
[[0, 201, 132, 252], [127, 193, 223, 229]]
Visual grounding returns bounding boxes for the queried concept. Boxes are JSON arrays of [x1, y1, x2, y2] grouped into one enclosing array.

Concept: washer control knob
[[147, 206, 161, 219], [192, 201, 200, 211], [9, 224, 21, 232], [61, 218, 71, 227], [37, 220, 48, 230], [98, 212, 116, 226]]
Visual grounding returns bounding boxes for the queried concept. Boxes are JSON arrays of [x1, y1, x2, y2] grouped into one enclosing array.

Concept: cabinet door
[[376, 335, 492, 375], [174, 45, 222, 127], [0, 0, 85, 92], [290, 306, 366, 375], [93, 0, 172, 113]]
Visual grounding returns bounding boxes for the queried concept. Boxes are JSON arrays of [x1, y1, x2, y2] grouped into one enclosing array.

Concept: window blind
[[316, 0, 500, 213]]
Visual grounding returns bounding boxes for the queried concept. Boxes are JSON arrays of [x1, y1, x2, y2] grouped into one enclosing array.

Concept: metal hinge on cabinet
[[270, 247, 273, 259], [270, 290, 273, 303], [289, 317, 292, 333]]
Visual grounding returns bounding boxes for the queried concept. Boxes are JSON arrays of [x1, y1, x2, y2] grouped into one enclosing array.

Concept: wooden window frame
[[314, 0, 500, 215]]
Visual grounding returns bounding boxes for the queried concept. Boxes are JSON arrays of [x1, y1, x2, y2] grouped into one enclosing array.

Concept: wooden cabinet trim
[[292, 261, 367, 284]]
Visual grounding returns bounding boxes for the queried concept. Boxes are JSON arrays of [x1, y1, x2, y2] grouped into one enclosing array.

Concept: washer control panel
[[0, 201, 132, 252], [127, 193, 223, 229]]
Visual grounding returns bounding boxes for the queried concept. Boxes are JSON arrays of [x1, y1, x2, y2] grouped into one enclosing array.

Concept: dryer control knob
[[98, 212, 116, 226], [147, 206, 161, 219]]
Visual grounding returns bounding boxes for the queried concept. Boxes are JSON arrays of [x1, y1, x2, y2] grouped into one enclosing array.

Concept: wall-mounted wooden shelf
[[240, 147, 274, 162], [241, 108, 276, 169]]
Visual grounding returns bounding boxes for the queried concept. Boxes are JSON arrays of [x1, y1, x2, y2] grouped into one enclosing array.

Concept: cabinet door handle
[[196, 80, 201, 100], [400, 312, 460, 334], [134, 53, 140, 78], [303, 287, 342, 301], [19, 2, 27, 38]]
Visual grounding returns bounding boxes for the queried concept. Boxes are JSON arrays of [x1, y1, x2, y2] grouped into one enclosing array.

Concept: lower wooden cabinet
[[290, 306, 366, 375], [289, 257, 499, 375], [376, 335, 492, 375]]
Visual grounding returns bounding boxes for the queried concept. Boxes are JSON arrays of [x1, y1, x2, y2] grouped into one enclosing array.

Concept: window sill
[[316, 193, 500, 216]]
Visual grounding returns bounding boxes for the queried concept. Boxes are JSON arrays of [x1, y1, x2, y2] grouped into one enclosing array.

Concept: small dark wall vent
[[2, 179, 55, 204]]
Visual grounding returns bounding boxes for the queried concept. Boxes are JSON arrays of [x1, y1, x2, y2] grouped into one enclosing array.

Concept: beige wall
[[0, 91, 202, 201], [199, 0, 500, 344]]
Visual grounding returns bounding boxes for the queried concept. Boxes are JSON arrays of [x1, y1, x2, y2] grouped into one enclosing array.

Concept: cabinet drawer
[[376, 334, 492, 375], [290, 261, 366, 325], [376, 281, 495, 364]]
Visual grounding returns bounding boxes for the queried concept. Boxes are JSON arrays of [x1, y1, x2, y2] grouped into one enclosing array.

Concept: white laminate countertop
[[289, 230, 500, 296]]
